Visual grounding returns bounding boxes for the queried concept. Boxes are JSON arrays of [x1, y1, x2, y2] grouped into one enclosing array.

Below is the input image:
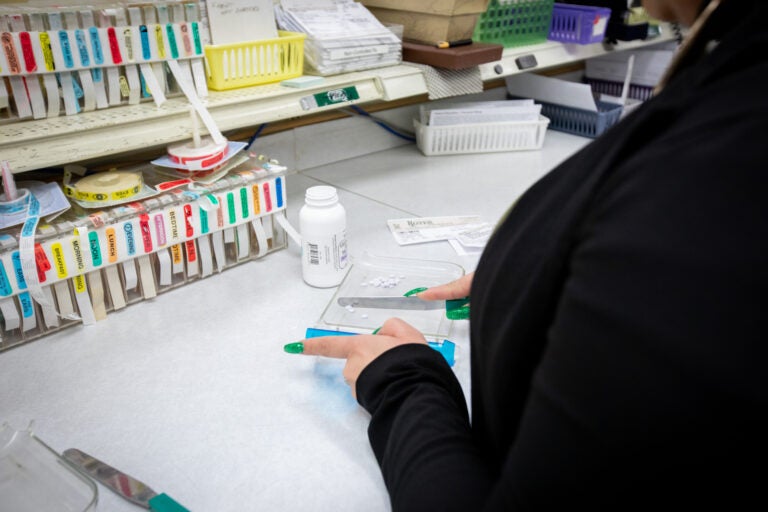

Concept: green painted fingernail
[[372, 327, 381, 335], [283, 342, 304, 354], [404, 287, 428, 297]]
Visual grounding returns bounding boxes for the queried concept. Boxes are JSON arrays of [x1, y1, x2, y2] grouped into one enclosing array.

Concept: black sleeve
[[356, 344, 493, 512]]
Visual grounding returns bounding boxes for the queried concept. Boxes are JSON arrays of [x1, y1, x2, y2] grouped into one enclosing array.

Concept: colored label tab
[[1, 32, 21, 74], [74, 274, 87, 294], [166, 24, 178, 59], [139, 25, 151, 60], [185, 240, 197, 262], [39, 32, 55, 71], [171, 244, 183, 265], [140, 214, 153, 252], [107, 27, 122, 64], [227, 192, 236, 224], [183, 204, 194, 237], [20, 32, 37, 72], [58, 30, 74, 68], [275, 177, 284, 208], [89, 27, 103, 64], [51, 242, 68, 279], [106, 227, 118, 263], [252, 185, 261, 214], [154, 213, 167, 246], [75, 29, 89, 66], [34, 243, 49, 283], [123, 222, 136, 256], [0, 259, 12, 296], [240, 188, 249, 218], [88, 231, 102, 266], [200, 207, 209, 234], [180, 23, 192, 55], [263, 183, 272, 212], [19, 292, 34, 318], [191, 22, 202, 55], [154, 25, 166, 58]]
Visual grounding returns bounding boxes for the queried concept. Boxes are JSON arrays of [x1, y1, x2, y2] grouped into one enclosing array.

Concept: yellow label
[[171, 244, 182, 264], [39, 32, 55, 71], [252, 185, 261, 215], [119, 75, 130, 98], [74, 274, 87, 294], [51, 243, 68, 279], [106, 228, 118, 263], [154, 25, 166, 58]]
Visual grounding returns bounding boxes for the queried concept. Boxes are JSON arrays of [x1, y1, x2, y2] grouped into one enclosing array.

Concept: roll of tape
[[167, 137, 228, 171], [63, 171, 143, 202]]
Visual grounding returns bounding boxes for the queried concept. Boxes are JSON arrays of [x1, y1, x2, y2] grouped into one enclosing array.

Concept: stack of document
[[274, 0, 401, 75], [419, 99, 542, 126], [585, 49, 675, 87]]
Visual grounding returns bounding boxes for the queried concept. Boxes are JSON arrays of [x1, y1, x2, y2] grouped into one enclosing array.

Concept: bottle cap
[[305, 185, 338, 207]]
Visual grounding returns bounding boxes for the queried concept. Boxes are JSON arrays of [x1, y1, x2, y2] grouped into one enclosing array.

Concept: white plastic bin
[[414, 116, 550, 156]]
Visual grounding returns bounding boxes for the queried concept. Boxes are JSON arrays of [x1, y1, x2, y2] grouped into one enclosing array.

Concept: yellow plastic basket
[[204, 31, 306, 91]]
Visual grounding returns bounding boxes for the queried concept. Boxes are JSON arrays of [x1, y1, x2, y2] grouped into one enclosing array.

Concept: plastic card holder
[[317, 252, 464, 339]]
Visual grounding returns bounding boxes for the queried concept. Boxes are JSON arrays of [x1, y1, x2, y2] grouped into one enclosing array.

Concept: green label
[[240, 188, 249, 218], [314, 86, 359, 107], [227, 192, 236, 224]]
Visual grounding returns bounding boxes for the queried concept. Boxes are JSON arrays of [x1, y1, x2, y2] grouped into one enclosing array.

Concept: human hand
[[415, 272, 473, 301], [285, 318, 427, 399]]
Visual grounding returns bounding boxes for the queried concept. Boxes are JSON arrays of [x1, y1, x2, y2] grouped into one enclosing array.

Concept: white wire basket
[[414, 116, 550, 156]]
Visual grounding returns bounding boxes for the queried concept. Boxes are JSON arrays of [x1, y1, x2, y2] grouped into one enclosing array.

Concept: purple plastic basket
[[548, 3, 611, 44]]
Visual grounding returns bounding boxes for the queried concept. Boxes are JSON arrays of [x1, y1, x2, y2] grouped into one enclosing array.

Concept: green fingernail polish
[[372, 327, 381, 335], [404, 287, 428, 297], [283, 342, 304, 354]]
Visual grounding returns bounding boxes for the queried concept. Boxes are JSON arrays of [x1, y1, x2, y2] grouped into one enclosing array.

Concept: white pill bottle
[[299, 185, 349, 287]]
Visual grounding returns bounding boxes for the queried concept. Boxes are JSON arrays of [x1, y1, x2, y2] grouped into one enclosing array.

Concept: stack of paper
[[585, 49, 675, 87], [419, 99, 541, 126], [274, 0, 401, 75]]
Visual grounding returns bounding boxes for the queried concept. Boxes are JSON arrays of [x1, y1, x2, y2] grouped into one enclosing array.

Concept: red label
[[107, 27, 122, 64], [263, 183, 272, 212], [139, 214, 153, 253], [19, 32, 37, 72], [34, 243, 51, 282], [183, 204, 194, 237], [185, 240, 197, 262]]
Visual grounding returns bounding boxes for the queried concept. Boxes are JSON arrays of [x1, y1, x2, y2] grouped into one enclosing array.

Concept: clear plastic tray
[[317, 253, 465, 339], [0, 423, 97, 512]]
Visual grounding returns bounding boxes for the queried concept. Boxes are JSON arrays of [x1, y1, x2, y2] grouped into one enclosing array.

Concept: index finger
[[416, 273, 473, 301], [300, 335, 357, 359]]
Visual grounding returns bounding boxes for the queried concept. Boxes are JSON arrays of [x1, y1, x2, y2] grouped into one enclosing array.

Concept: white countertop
[[0, 131, 589, 511]]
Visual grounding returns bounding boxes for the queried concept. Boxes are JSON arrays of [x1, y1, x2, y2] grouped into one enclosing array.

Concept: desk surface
[[0, 131, 589, 511]]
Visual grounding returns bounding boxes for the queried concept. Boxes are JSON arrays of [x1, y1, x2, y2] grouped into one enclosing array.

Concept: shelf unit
[[0, 26, 675, 174]]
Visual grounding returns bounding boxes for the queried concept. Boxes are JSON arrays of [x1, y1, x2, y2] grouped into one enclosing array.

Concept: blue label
[[72, 75, 84, 98], [140, 25, 151, 60], [92, 67, 102, 81], [75, 30, 90, 66], [29, 195, 40, 216], [59, 30, 75, 68], [21, 216, 39, 238], [275, 177, 284, 208], [11, 252, 26, 290], [124, 222, 136, 256], [0, 259, 12, 297], [19, 292, 34, 318], [89, 27, 104, 64]]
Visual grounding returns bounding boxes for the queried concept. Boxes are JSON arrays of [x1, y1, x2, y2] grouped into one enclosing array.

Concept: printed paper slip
[[388, 216, 488, 246]]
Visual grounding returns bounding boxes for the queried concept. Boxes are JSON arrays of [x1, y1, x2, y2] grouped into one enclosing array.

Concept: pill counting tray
[[317, 253, 465, 339]]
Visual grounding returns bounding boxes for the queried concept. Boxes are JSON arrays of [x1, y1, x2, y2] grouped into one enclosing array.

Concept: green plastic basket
[[473, 0, 556, 48]]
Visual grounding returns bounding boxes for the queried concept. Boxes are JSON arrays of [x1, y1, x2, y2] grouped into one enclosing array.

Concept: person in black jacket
[[287, 0, 768, 508]]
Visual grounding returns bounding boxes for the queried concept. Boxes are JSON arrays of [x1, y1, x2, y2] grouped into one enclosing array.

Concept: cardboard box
[[359, 0, 490, 16], [367, 7, 481, 44]]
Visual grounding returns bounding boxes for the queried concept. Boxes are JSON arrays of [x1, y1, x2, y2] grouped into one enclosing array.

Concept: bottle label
[[302, 230, 348, 286]]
